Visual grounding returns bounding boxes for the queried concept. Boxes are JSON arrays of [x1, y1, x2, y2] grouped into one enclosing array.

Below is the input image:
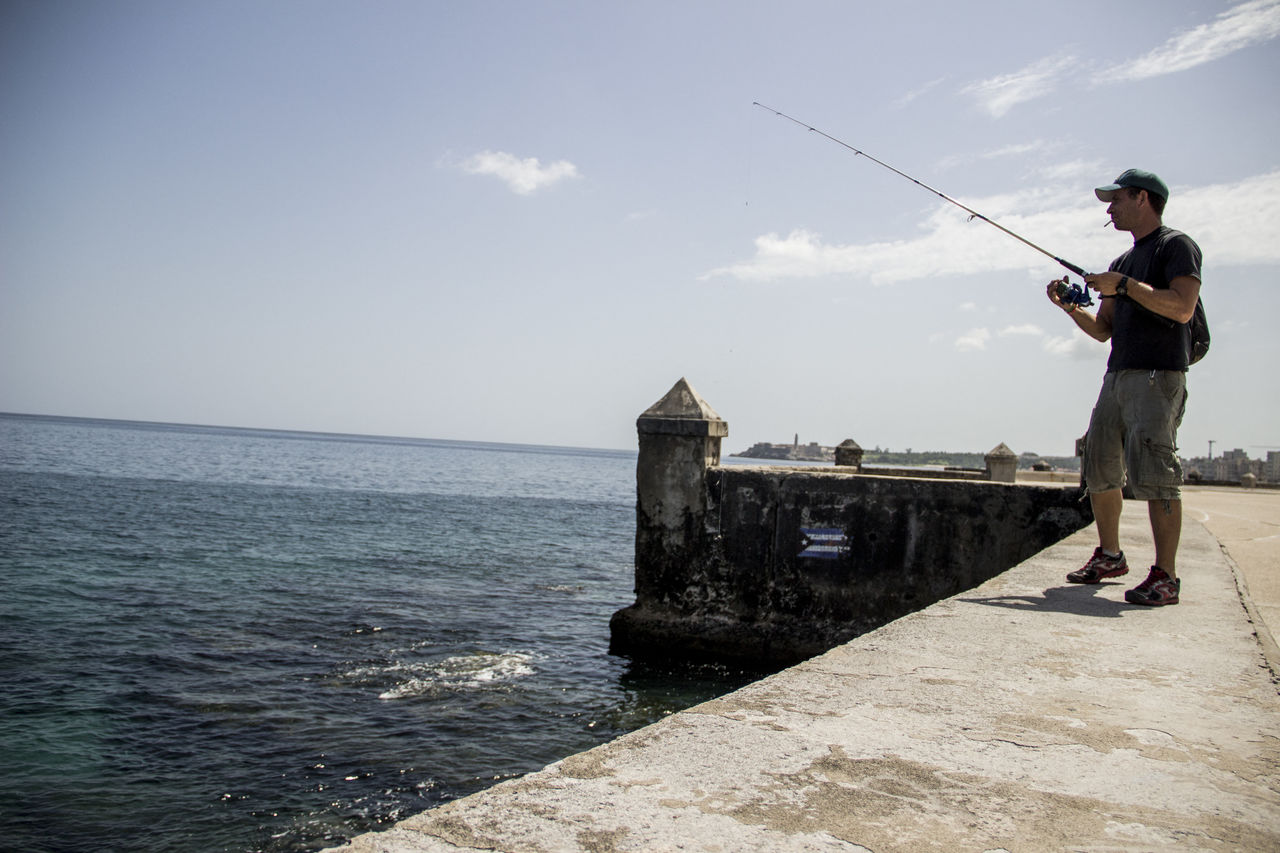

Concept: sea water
[[0, 414, 762, 852]]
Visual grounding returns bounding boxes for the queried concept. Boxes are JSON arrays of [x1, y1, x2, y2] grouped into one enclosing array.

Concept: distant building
[[1184, 448, 1274, 484]]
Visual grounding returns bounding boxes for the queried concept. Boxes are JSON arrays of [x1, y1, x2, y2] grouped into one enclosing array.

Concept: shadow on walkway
[[959, 583, 1139, 618]]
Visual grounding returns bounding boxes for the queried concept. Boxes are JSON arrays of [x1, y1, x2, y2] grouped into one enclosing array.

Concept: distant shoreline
[[732, 441, 1081, 472]]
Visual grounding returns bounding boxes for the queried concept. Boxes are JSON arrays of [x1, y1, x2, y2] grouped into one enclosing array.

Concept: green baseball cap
[[1095, 169, 1169, 202]]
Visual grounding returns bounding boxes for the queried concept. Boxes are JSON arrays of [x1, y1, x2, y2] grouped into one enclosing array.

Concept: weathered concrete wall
[[611, 379, 1093, 666]]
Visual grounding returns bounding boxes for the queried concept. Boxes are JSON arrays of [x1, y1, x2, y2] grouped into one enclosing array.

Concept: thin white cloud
[[704, 169, 1280, 285], [703, 191, 1102, 285], [1038, 158, 1106, 184], [459, 150, 580, 195], [1000, 324, 1044, 337], [939, 147, 1103, 186], [981, 142, 1049, 160], [938, 140, 1051, 171], [1174, 169, 1280, 265], [962, 1, 1280, 116], [955, 328, 991, 352], [1043, 328, 1105, 360], [895, 76, 947, 108], [1099, 0, 1280, 82], [960, 53, 1076, 118]]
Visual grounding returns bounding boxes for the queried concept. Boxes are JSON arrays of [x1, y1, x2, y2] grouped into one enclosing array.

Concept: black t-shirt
[[1106, 225, 1203, 372]]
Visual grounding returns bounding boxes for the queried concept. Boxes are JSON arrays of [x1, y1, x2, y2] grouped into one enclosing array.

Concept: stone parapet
[[613, 380, 1092, 665]]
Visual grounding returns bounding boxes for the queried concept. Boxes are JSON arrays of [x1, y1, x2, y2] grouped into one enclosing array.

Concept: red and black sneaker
[[1125, 566, 1180, 606], [1066, 547, 1129, 584]]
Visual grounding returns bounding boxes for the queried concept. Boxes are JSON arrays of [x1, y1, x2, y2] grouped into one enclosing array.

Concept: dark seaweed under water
[[0, 414, 764, 852]]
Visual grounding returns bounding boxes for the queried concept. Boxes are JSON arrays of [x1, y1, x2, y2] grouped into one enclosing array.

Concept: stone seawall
[[610, 379, 1093, 665]]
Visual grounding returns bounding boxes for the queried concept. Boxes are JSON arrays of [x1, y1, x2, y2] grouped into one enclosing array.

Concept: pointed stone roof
[[641, 377, 723, 421], [986, 442, 1016, 458], [637, 378, 728, 437]]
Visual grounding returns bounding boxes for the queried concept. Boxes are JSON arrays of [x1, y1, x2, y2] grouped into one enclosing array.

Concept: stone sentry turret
[[626, 378, 727, 634]]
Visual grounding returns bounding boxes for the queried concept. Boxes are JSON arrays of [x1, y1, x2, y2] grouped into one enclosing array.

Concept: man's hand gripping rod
[[753, 102, 1095, 308]]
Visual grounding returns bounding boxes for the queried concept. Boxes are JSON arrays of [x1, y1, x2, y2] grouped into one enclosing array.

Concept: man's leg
[[1126, 498, 1183, 605], [1069, 374, 1130, 584], [1149, 498, 1181, 576], [1091, 488, 1123, 553], [1084, 374, 1124, 555], [1067, 487, 1129, 584], [1121, 369, 1186, 606]]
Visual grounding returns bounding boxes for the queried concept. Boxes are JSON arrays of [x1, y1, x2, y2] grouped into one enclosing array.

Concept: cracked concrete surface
[[331, 491, 1280, 852]]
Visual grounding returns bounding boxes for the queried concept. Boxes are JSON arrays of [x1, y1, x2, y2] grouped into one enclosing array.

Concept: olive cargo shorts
[[1083, 369, 1187, 501]]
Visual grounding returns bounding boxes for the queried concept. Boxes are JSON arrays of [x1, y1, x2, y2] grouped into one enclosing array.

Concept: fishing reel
[[1055, 275, 1094, 308]]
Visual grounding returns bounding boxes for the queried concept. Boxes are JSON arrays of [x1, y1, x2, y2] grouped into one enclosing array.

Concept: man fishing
[[1046, 169, 1203, 606], [754, 107, 1205, 605]]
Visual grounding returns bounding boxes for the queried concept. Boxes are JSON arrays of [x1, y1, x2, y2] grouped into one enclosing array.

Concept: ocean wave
[[534, 583, 586, 594], [371, 651, 538, 700]]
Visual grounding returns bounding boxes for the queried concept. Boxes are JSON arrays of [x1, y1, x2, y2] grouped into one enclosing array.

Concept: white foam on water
[[377, 651, 537, 700]]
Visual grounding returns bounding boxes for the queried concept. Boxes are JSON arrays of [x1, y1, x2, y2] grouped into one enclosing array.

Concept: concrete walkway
[[334, 493, 1280, 852], [1183, 485, 1280, 661]]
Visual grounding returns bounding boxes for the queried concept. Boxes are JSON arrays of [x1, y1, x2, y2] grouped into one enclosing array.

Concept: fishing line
[[752, 101, 1095, 306]]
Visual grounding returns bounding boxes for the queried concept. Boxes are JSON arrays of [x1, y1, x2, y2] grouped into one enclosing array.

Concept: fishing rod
[[753, 101, 1095, 307]]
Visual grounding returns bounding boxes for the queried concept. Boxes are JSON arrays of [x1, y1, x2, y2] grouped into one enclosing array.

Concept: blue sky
[[3, 0, 1278, 458]]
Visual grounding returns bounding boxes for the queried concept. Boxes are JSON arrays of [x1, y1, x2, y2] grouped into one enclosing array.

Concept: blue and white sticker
[[798, 527, 850, 560]]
